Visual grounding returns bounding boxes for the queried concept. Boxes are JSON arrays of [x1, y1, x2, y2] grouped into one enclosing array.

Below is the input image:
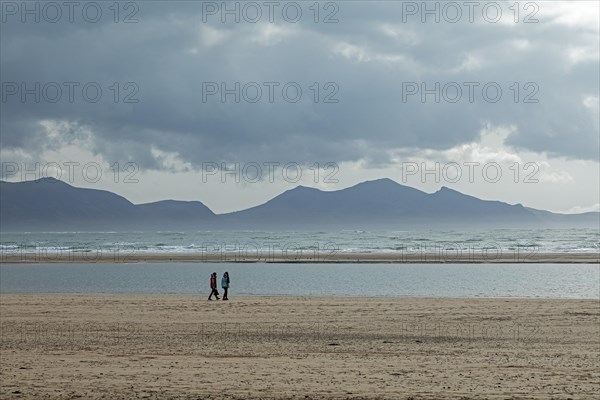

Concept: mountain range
[[0, 177, 598, 231]]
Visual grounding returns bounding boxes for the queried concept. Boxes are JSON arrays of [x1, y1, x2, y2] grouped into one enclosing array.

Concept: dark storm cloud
[[1, 1, 598, 170]]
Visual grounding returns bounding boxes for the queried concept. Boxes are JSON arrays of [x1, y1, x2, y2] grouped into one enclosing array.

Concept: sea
[[1, 229, 598, 298], [1, 228, 598, 256]]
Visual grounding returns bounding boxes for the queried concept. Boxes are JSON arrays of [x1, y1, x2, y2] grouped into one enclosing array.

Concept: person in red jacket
[[208, 272, 220, 300]]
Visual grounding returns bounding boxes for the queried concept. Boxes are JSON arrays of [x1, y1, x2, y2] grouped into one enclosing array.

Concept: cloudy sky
[[1, 0, 598, 214]]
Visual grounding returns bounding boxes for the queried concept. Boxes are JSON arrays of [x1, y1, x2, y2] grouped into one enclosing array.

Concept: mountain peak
[[293, 185, 319, 191], [292, 178, 401, 193], [360, 178, 398, 186], [0, 177, 73, 187], [37, 177, 68, 185], [283, 185, 322, 195], [436, 186, 463, 195]]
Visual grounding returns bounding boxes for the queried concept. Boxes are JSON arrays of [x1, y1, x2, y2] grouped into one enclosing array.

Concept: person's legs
[[223, 287, 228, 300], [209, 288, 219, 300]]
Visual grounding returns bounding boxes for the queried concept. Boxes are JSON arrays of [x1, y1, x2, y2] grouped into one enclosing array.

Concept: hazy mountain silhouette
[[218, 179, 541, 229], [0, 177, 597, 231], [0, 178, 215, 231]]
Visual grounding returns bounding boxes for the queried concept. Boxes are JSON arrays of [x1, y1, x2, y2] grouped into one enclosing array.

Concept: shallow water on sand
[[1, 263, 598, 298]]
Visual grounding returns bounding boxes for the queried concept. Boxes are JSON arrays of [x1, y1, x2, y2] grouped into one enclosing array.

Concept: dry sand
[[1, 295, 598, 399], [2, 251, 599, 264]]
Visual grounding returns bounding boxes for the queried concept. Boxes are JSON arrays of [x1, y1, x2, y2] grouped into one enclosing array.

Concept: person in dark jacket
[[208, 272, 220, 300], [221, 272, 230, 300]]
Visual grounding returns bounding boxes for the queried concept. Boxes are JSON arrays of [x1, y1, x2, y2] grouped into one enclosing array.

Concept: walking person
[[208, 272, 220, 300], [221, 272, 230, 300]]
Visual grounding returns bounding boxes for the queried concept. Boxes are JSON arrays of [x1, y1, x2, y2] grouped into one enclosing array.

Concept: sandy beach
[[2, 251, 599, 264], [1, 295, 598, 399]]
